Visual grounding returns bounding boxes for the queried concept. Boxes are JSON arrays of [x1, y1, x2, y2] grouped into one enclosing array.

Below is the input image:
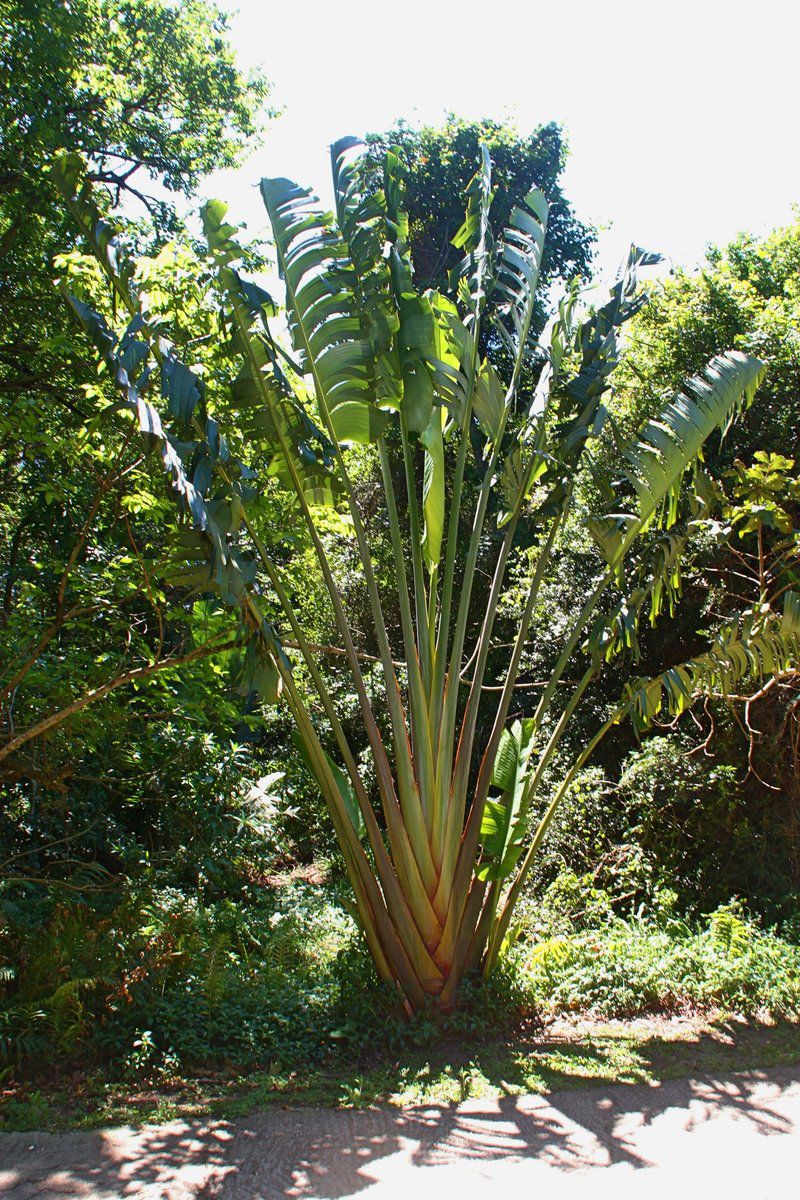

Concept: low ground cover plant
[[2, 878, 798, 1080], [514, 884, 800, 1018]]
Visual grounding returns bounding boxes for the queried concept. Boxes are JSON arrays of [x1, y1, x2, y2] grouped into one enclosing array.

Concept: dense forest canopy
[[0, 0, 268, 790]]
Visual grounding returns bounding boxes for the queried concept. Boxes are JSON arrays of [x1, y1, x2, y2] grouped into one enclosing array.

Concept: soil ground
[[2, 1062, 799, 1198]]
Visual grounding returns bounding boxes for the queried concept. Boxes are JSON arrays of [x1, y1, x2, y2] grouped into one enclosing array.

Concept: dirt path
[[2, 1066, 799, 1198]]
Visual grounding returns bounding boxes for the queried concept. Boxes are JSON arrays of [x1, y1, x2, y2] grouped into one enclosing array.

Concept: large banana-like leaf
[[260, 177, 389, 443], [53, 152, 210, 435], [428, 292, 472, 422], [478, 718, 536, 881], [472, 360, 506, 445], [591, 351, 766, 567], [520, 248, 657, 525], [450, 144, 495, 309], [623, 592, 800, 733], [65, 296, 257, 606], [53, 154, 274, 611], [382, 149, 440, 435], [330, 137, 402, 410], [493, 186, 548, 352], [202, 200, 341, 507], [622, 351, 765, 531], [51, 153, 137, 298]]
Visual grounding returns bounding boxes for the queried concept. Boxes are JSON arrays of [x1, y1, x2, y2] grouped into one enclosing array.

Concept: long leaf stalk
[[260, 190, 424, 838], [433, 148, 494, 708], [434, 201, 548, 830], [54, 144, 776, 1014], [224, 280, 446, 917], [245, 523, 441, 960], [449, 514, 565, 921]]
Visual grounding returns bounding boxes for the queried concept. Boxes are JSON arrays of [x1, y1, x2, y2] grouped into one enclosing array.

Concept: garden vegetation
[[0, 0, 798, 1106]]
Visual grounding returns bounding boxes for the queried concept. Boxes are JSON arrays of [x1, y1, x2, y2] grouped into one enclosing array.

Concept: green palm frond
[[64, 295, 249, 596], [260, 176, 388, 444], [622, 351, 766, 531], [53, 155, 265, 604], [587, 532, 688, 663], [545, 248, 655, 453], [624, 592, 800, 733], [504, 249, 657, 535]]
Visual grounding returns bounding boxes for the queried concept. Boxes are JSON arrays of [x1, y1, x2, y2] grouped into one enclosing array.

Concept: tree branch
[[0, 637, 237, 766]]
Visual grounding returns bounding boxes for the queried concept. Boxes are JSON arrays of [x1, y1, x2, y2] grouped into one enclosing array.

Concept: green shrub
[[0, 880, 384, 1067], [4, 869, 798, 1079], [512, 886, 800, 1017], [522, 732, 800, 923]]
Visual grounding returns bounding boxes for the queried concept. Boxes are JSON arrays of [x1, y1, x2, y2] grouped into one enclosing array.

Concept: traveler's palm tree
[[53, 141, 799, 1011]]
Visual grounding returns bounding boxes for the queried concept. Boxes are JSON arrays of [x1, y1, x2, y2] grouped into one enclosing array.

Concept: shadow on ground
[[1, 1061, 799, 1198]]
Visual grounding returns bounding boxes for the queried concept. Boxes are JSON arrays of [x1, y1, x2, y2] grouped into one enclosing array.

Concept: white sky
[[206, 0, 800, 283]]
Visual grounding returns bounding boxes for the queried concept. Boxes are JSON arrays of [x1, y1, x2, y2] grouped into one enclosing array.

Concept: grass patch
[[2, 1014, 799, 1132]]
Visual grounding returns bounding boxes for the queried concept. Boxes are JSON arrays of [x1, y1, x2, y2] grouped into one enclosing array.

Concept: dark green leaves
[[330, 137, 402, 411], [201, 201, 340, 506], [162, 356, 203, 425], [65, 294, 255, 606], [202, 199, 342, 508]]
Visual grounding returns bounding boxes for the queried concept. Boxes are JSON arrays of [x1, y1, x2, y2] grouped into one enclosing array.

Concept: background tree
[[511, 219, 800, 918], [607, 222, 800, 906], [0, 0, 270, 415], [365, 117, 593, 296], [0, 0, 275, 913]]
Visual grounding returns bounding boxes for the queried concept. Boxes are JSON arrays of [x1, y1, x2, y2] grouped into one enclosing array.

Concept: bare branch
[[0, 637, 237, 766]]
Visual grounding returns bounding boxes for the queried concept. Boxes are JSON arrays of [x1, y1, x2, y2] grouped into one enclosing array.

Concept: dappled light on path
[[1, 1067, 798, 1198]]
